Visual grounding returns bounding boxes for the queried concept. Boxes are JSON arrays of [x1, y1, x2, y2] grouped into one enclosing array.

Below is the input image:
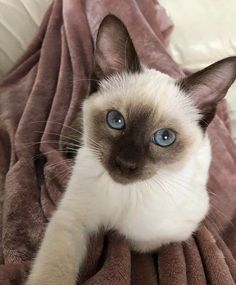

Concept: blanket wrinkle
[[131, 253, 158, 285], [183, 238, 207, 285], [0, 0, 235, 284], [195, 226, 235, 285]]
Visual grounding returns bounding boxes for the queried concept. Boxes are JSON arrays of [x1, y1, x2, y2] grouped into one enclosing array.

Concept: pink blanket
[[0, 0, 235, 284]]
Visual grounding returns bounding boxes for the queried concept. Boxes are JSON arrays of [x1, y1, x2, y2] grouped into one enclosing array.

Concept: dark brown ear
[[94, 15, 141, 80], [178, 57, 236, 129]]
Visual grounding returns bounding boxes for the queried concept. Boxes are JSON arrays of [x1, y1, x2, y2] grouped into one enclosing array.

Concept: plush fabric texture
[[0, 0, 235, 284]]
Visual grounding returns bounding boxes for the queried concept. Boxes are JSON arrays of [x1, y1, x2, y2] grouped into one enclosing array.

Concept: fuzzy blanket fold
[[0, 0, 235, 284]]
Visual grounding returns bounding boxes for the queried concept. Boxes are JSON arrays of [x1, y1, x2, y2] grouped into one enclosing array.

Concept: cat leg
[[26, 206, 92, 285]]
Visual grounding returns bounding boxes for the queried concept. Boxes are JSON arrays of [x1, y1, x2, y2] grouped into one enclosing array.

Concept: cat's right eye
[[152, 128, 176, 147], [106, 110, 125, 130]]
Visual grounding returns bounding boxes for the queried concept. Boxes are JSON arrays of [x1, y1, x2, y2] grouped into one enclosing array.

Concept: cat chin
[[105, 172, 142, 185], [104, 166, 156, 185]]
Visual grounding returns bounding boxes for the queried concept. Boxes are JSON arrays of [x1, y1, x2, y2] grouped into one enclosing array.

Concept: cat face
[[83, 71, 201, 184], [81, 15, 236, 185]]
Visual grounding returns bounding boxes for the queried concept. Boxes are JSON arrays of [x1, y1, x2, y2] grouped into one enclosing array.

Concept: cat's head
[[82, 15, 236, 185]]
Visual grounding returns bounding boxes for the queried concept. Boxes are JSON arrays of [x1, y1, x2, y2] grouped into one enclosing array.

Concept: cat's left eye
[[106, 110, 125, 130], [152, 128, 176, 147]]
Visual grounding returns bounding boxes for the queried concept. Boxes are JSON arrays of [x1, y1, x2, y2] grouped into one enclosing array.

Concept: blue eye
[[106, 110, 125, 130], [152, 129, 176, 147]]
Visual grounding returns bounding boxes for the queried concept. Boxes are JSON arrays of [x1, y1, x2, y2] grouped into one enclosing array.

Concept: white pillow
[[0, 0, 51, 79], [159, 0, 236, 70], [159, 0, 236, 139]]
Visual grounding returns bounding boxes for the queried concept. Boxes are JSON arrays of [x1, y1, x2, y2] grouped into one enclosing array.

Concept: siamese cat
[[26, 15, 236, 285]]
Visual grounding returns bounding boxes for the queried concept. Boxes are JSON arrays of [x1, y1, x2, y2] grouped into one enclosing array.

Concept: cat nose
[[114, 156, 138, 173]]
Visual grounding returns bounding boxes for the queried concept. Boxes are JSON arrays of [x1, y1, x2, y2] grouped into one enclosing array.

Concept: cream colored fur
[[26, 70, 210, 285]]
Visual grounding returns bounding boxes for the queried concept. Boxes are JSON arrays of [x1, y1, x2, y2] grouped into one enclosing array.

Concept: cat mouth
[[103, 157, 153, 185], [108, 169, 141, 184]]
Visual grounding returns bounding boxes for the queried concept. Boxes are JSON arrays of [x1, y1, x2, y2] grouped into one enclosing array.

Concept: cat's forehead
[[92, 69, 200, 125]]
